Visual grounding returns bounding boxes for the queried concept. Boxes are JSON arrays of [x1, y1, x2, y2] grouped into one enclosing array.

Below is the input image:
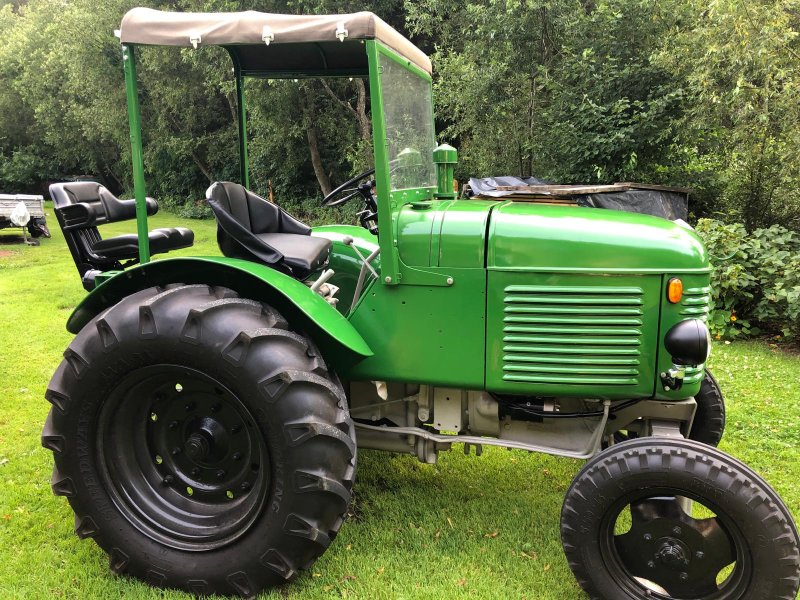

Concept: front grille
[[680, 285, 712, 384], [502, 285, 644, 386], [680, 285, 711, 321]]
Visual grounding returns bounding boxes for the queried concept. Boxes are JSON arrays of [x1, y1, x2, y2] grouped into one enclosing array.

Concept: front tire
[[561, 437, 800, 600], [42, 284, 356, 596], [690, 369, 725, 447]]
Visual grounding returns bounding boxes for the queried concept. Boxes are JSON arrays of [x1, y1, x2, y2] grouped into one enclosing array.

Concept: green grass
[[1, 208, 800, 599]]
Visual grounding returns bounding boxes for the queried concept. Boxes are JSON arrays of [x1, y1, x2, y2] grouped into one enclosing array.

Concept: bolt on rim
[[97, 365, 270, 551], [601, 490, 750, 599]]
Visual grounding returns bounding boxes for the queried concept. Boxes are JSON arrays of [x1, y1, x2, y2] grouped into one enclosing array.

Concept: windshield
[[379, 52, 436, 191]]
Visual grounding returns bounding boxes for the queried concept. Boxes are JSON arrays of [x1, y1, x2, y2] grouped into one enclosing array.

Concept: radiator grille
[[680, 285, 712, 384], [680, 285, 712, 321], [502, 285, 644, 386]]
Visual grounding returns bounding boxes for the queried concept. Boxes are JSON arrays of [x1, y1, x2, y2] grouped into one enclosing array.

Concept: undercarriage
[[348, 381, 696, 463]]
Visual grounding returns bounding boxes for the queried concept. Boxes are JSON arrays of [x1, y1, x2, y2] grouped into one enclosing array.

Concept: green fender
[[67, 256, 373, 364]]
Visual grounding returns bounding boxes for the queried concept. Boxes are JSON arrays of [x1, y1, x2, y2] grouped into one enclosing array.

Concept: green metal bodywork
[[67, 256, 372, 365], [95, 32, 712, 404]]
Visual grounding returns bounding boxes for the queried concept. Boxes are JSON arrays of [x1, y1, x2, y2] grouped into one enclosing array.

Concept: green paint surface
[[488, 202, 709, 273], [67, 256, 372, 360], [344, 268, 487, 388]]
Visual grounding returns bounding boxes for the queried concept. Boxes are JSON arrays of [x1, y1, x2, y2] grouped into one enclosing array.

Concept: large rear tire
[[561, 437, 800, 600], [42, 284, 356, 597]]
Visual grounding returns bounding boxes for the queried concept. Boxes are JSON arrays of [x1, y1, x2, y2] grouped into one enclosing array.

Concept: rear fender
[[66, 256, 373, 367]]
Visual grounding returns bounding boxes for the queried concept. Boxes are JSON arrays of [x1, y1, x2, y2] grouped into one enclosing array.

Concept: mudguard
[[66, 256, 373, 364]]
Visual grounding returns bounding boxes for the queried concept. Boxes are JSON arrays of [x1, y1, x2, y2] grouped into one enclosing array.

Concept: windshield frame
[[367, 40, 436, 285]]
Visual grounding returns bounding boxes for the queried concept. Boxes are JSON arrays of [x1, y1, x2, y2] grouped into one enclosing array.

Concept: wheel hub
[[655, 538, 689, 569], [184, 432, 211, 461], [151, 389, 258, 503], [610, 495, 742, 598]]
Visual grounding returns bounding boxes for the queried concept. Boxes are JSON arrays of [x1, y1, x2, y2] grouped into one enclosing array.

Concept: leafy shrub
[[695, 219, 800, 340], [157, 195, 213, 220]]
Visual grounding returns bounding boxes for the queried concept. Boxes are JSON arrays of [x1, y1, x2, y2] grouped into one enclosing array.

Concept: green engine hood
[[487, 201, 709, 273]]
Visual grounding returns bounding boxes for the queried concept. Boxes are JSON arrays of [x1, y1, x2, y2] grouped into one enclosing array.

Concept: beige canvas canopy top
[[119, 8, 431, 76]]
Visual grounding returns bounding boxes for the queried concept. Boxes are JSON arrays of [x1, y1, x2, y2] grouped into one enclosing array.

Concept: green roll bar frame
[[120, 38, 452, 285]]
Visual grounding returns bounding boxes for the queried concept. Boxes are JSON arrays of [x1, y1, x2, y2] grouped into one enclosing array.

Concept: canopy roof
[[119, 8, 431, 76]]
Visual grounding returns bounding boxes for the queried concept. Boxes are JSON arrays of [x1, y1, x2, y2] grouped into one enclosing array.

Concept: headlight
[[664, 319, 710, 367]]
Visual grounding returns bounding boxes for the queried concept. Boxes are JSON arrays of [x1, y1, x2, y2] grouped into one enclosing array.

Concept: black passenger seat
[[49, 181, 194, 290]]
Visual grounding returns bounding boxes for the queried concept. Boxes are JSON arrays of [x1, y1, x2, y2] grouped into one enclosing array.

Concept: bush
[[157, 195, 214, 220], [695, 219, 800, 341]]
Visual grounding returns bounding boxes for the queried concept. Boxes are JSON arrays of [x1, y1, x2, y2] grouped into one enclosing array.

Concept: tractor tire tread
[[561, 437, 800, 600], [42, 283, 356, 597]]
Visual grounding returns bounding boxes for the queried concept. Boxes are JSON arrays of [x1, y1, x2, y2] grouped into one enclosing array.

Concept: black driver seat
[[206, 182, 331, 279]]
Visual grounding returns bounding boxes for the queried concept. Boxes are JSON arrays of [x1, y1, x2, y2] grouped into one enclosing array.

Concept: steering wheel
[[323, 168, 379, 234], [322, 168, 375, 207]]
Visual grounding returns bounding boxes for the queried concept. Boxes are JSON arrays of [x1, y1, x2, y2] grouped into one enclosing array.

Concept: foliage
[[3, 214, 800, 598], [658, 0, 800, 229], [697, 218, 800, 340], [1, 0, 800, 231]]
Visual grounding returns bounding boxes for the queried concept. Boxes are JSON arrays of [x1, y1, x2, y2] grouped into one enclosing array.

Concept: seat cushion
[[256, 233, 331, 277], [91, 227, 194, 259]]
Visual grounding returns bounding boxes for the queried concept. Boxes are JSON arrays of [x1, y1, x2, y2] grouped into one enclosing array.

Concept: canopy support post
[[122, 44, 150, 264], [235, 66, 250, 189]]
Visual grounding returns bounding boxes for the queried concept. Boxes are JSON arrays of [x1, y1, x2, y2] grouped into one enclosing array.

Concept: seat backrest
[[50, 181, 158, 227], [206, 181, 283, 234]]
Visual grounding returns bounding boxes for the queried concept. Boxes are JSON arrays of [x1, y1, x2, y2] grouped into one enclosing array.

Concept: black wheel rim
[[97, 365, 269, 551], [601, 490, 750, 599]]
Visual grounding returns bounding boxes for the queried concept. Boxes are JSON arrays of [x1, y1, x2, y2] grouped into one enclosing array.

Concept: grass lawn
[[1, 206, 800, 599]]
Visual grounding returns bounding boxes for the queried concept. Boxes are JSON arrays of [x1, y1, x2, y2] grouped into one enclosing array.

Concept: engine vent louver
[[502, 285, 644, 386], [680, 286, 711, 321], [680, 285, 712, 384]]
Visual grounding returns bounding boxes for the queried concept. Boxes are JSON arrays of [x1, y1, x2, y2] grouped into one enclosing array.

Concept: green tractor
[[43, 8, 799, 599]]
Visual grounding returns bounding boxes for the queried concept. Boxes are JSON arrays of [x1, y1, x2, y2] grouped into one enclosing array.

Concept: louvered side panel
[[502, 285, 645, 386], [486, 273, 660, 398], [680, 286, 711, 321]]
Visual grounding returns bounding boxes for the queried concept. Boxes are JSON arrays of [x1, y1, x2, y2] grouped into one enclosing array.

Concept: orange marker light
[[667, 278, 683, 303]]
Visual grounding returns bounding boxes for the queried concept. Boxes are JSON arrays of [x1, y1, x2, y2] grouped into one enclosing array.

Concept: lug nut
[[680, 572, 688, 581], [185, 402, 195, 412], [171, 446, 182, 456], [647, 561, 655, 569], [169, 420, 179, 430], [233, 452, 242, 461], [695, 551, 704, 560], [162, 475, 174, 486], [231, 424, 242, 434], [643, 534, 652, 541], [672, 526, 682, 536], [191, 467, 200, 477], [216, 469, 226, 479], [241, 481, 251, 491]]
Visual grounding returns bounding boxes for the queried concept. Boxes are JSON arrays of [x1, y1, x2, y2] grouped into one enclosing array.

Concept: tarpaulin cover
[[467, 176, 547, 197], [578, 190, 688, 221], [467, 176, 689, 221]]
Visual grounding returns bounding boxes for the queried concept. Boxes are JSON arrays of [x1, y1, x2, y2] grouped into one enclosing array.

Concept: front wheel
[[561, 437, 800, 600], [42, 284, 356, 596]]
